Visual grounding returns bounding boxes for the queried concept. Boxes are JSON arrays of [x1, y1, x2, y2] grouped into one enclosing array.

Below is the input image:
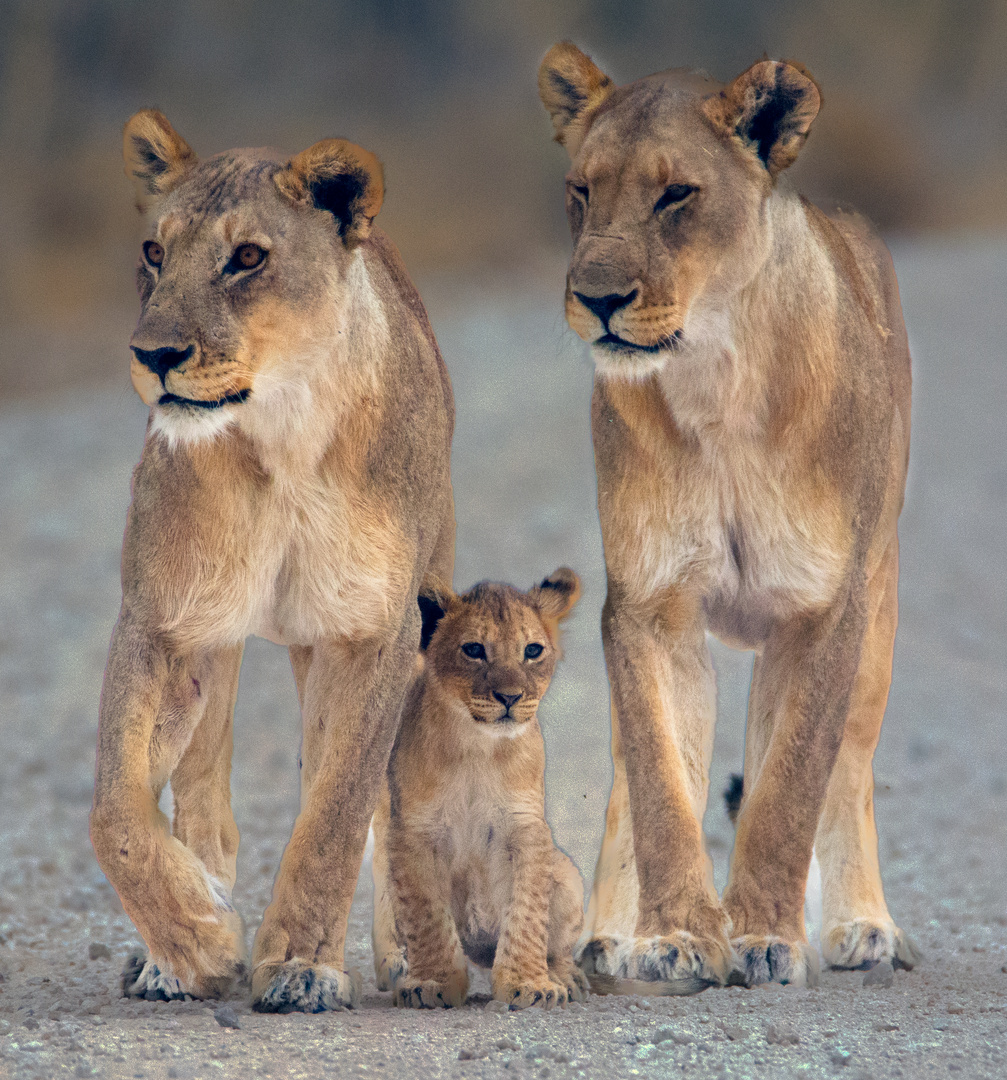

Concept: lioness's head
[[122, 110, 384, 443], [539, 43, 821, 378], [417, 568, 580, 732]]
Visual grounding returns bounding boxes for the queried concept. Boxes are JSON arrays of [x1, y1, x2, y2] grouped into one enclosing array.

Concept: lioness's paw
[[823, 918, 922, 972], [252, 960, 361, 1013], [732, 935, 820, 988], [550, 962, 590, 1003], [122, 949, 245, 1002], [394, 970, 468, 1009], [493, 973, 568, 1011], [577, 932, 733, 995]]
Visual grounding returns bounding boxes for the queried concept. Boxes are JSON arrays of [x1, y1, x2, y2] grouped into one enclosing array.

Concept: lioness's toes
[[394, 972, 467, 1009], [823, 919, 923, 972], [578, 931, 733, 994], [252, 960, 361, 1013], [733, 935, 820, 988], [122, 950, 245, 1002]]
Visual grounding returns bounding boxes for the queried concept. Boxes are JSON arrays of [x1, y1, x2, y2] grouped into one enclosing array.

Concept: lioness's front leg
[[92, 623, 246, 1000], [723, 587, 870, 987], [580, 588, 734, 993], [251, 616, 419, 1012]]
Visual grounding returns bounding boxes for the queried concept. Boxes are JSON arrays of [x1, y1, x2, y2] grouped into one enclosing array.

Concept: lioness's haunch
[[371, 570, 588, 1010], [539, 44, 920, 991], [91, 111, 454, 1011]]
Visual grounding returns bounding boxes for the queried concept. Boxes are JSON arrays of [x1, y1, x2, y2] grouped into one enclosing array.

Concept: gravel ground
[[1, 240, 1005, 1079]]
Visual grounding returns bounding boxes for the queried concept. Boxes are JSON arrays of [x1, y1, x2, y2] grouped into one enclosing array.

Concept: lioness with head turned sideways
[[539, 43, 919, 992], [90, 110, 454, 1012]]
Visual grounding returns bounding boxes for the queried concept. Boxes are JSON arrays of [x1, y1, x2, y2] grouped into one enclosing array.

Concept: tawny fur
[[371, 571, 588, 1010], [91, 111, 455, 1010], [539, 45, 920, 991]]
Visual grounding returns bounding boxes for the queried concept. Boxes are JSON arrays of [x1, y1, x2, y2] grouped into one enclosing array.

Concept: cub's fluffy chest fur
[[372, 570, 588, 1009]]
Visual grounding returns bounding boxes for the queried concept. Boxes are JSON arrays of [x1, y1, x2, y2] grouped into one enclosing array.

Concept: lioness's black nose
[[132, 344, 194, 380], [574, 289, 638, 327], [494, 692, 522, 710]]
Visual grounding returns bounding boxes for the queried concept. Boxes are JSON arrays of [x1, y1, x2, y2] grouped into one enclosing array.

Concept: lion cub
[[372, 569, 588, 1009]]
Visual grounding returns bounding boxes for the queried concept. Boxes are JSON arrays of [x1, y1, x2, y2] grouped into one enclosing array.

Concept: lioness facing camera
[[539, 44, 919, 991], [90, 111, 454, 1012]]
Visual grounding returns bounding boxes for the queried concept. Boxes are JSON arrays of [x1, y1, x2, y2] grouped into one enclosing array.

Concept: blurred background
[[1, 0, 1006, 397]]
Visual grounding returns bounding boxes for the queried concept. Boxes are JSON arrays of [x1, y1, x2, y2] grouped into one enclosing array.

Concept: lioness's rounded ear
[[538, 42, 615, 159], [275, 139, 384, 247], [703, 60, 821, 178], [530, 567, 581, 622], [123, 110, 197, 212], [417, 578, 455, 651]]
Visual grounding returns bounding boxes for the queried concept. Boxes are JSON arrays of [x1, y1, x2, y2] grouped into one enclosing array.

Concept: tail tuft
[[724, 773, 744, 825]]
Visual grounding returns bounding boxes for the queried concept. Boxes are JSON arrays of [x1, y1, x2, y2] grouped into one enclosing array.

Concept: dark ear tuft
[[275, 139, 384, 247], [122, 109, 197, 212], [530, 567, 581, 621], [538, 42, 615, 158], [417, 578, 454, 651], [703, 60, 821, 178]]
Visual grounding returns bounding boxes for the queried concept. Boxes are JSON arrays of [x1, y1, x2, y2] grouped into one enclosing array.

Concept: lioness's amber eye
[[570, 183, 589, 203], [461, 642, 486, 660], [654, 184, 696, 213], [143, 241, 164, 267], [229, 243, 267, 272], [524, 643, 544, 660]]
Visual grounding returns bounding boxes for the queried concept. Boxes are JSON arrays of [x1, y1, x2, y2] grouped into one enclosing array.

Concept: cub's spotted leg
[[387, 821, 468, 1009], [92, 627, 247, 1000], [724, 587, 873, 988], [579, 589, 734, 995], [815, 540, 922, 972], [492, 821, 569, 1010], [547, 848, 589, 1003], [251, 623, 419, 1013]]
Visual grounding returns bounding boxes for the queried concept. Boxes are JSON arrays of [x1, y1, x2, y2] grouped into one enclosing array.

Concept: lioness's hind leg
[[816, 539, 921, 971]]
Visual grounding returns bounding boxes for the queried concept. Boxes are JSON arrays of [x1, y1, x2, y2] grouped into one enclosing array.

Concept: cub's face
[[420, 570, 580, 731], [539, 45, 821, 379], [121, 110, 384, 444]]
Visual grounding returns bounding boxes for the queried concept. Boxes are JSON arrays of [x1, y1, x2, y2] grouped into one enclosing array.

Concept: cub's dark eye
[[226, 243, 267, 273], [142, 241, 164, 267], [461, 642, 486, 660], [654, 184, 697, 214], [524, 643, 544, 660]]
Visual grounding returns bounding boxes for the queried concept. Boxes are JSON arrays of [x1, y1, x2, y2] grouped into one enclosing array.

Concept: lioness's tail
[[724, 773, 744, 825]]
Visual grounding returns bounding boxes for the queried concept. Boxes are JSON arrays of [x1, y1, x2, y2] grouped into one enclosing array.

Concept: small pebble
[[88, 942, 112, 961], [495, 1038, 521, 1051], [863, 960, 894, 988], [722, 1023, 748, 1041], [23, 1017, 40, 1030], [484, 999, 509, 1014], [458, 1047, 487, 1060], [213, 1005, 240, 1029], [651, 1027, 676, 1044], [830, 1048, 852, 1067], [765, 1023, 800, 1046]]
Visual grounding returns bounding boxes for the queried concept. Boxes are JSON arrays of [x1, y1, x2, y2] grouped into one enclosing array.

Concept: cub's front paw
[[732, 935, 820, 987], [578, 930, 734, 995], [252, 960, 361, 1013], [493, 972, 569, 1011], [823, 918, 922, 972], [550, 961, 590, 1003], [394, 969, 468, 1009]]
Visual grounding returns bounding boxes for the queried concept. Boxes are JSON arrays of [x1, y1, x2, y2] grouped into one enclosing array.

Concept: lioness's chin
[[150, 397, 244, 449], [591, 342, 674, 381]]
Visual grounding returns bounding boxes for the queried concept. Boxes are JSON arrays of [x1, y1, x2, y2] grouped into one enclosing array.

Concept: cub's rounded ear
[[530, 567, 581, 622], [417, 578, 455, 652], [703, 60, 821, 178], [123, 110, 197, 212], [538, 42, 615, 159], [275, 139, 384, 247]]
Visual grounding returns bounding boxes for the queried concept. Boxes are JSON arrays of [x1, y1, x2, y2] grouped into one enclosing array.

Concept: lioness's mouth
[[158, 388, 251, 410], [596, 330, 682, 354]]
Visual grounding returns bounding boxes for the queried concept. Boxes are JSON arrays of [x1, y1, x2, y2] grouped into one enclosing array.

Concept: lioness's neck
[[659, 191, 837, 442]]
